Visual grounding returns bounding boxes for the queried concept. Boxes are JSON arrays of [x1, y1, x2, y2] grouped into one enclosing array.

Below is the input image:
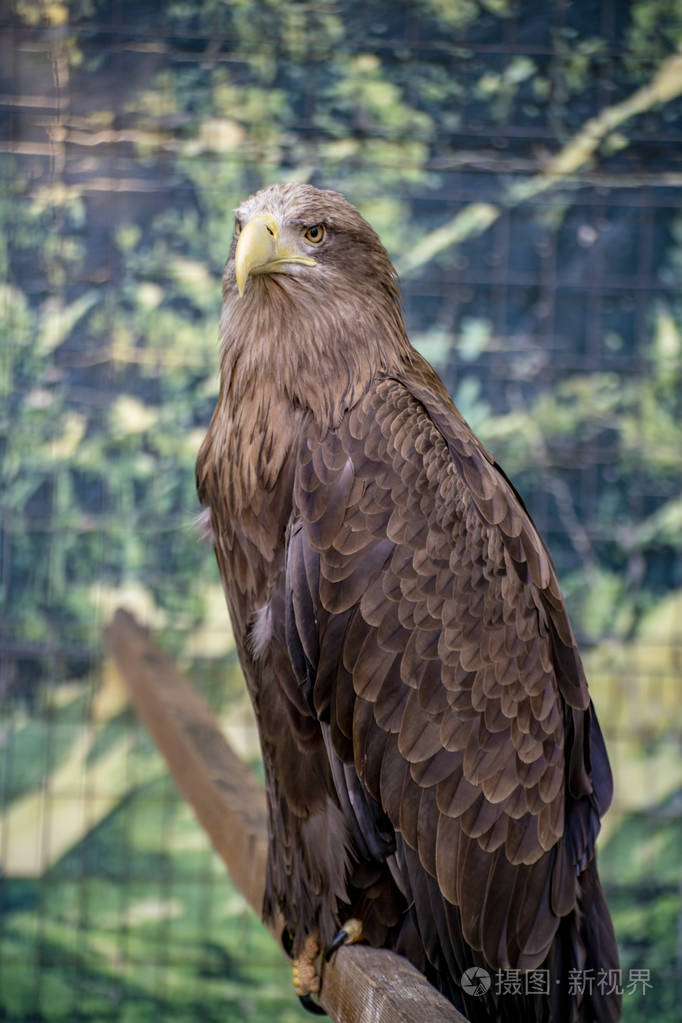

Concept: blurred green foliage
[[1, 0, 681, 1020], [1, 0, 680, 660], [0, 701, 307, 1022]]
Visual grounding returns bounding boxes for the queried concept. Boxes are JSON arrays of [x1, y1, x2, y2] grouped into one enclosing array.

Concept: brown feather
[[197, 182, 619, 1022]]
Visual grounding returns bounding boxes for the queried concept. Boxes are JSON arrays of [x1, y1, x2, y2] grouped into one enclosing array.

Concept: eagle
[[196, 183, 620, 1022]]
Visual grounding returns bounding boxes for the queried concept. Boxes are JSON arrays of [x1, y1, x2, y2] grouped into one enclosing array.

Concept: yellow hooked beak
[[234, 212, 317, 296]]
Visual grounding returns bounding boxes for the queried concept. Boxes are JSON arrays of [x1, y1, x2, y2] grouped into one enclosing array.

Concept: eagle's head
[[225, 182, 398, 306], [216, 183, 413, 430]]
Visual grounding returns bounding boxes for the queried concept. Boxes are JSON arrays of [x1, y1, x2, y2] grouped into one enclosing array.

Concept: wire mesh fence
[[1, 1, 681, 1020]]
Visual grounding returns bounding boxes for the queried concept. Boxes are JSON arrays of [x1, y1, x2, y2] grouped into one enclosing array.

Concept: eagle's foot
[[325, 917, 364, 962], [293, 932, 326, 1015]]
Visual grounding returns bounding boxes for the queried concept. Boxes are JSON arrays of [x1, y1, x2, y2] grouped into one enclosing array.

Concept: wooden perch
[[106, 608, 469, 1023]]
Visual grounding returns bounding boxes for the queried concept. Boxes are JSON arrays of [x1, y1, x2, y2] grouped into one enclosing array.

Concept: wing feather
[[281, 371, 614, 989]]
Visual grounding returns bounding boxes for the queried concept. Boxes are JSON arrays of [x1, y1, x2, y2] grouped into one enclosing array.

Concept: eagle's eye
[[234, 219, 242, 237], [303, 224, 325, 245]]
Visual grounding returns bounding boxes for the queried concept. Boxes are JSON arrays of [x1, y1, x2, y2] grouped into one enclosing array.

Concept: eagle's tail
[[548, 858, 621, 1023]]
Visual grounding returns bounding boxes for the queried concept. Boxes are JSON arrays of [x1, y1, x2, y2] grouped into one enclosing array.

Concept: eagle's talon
[[298, 994, 327, 1015], [325, 930, 347, 962], [281, 926, 295, 959], [325, 917, 364, 961]]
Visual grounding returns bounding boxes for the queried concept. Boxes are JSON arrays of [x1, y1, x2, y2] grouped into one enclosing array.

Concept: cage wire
[[0, 1, 681, 1021]]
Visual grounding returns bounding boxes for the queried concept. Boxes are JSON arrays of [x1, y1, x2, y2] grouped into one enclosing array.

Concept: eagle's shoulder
[[296, 366, 589, 709]]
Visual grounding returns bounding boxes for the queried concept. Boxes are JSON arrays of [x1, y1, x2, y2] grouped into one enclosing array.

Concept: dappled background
[[1, 1, 681, 1020]]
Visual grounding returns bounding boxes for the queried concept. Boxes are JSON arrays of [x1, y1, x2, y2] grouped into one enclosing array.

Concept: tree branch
[[397, 47, 682, 276]]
